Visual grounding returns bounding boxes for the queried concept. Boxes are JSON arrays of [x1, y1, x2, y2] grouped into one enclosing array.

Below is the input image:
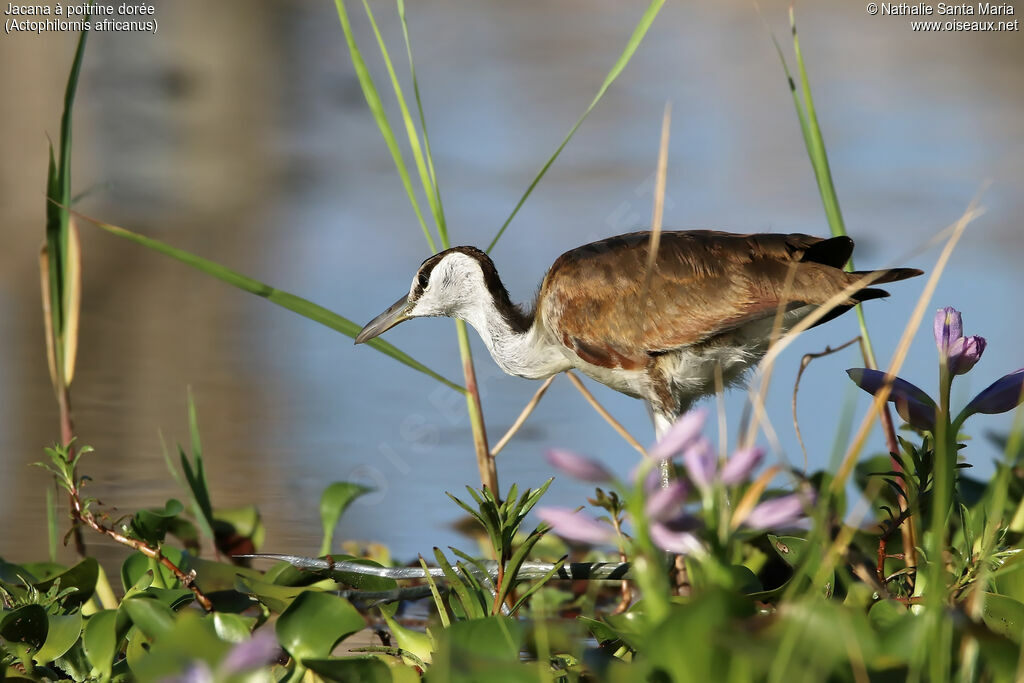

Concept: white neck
[[457, 296, 571, 380]]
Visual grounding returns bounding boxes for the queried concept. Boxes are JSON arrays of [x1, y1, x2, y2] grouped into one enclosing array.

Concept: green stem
[[455, 320, 497, 494]]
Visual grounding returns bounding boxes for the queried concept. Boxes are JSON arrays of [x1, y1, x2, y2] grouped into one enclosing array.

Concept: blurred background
[[1, 0, 1021, 569]]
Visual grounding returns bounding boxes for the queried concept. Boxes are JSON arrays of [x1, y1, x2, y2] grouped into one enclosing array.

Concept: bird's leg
[[650, 409, 676, 489]]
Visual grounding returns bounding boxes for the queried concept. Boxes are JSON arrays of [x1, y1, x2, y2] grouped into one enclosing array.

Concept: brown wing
[[537, 230, 859, 370]]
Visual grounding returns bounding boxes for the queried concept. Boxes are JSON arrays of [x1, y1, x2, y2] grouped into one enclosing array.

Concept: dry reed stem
[[565, 371, 646, 456], [490, 375, 557, 457]]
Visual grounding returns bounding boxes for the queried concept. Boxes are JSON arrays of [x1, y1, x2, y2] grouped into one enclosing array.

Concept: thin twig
[[565, 371, 646, 455], [68, 479, 212, 611], [791, 337, 862, 471], [491, 375, 557, 457]]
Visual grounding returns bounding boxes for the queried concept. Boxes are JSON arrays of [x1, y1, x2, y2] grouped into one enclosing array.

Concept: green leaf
[[418, 555, 450, 628], [333, 0, 437, 252], [319, 482, 373, 556], [0, 605, 49, 653], [210, 612, 255, 643], [235, 575, 338, 614], [360, 0, 445, 249], [132, 612, 232, 683], [44, 17, 90, 386], [34, 613, 82, 665], [213, 504, 265, 553], [396, 0, 447, 246], [981, 592, 1024, 644], [304, 656, 395, 682], [82, 610, 118, 682], [34, 557, 98, 610], [120, 597, 176, 641], [486, 0, 666, 252], [275, 591, 366, 662], [381, 609, 434, 665], [80, 213, 464, 393], [433, 547, 486, 620], [429, 616, 527, 681], [130, 499, 185, 545], [768, 534, 834, 598], [120, 547, 183, 593]]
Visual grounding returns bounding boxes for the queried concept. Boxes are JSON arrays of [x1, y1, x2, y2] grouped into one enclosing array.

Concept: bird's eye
[[417, 271, 430, 291]]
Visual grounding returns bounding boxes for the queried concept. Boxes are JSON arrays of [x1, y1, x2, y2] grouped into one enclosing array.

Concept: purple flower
[[649, 517, 704, 555], [545, 449, 614, 483], [648, 409, 707, 461], [536, 507, 616, 545], [846, 368, 937, 431], [963, 368, 1024, 417], [645, 480, 688, 522], [947, 335, 986, 375], [721, 447, 764, 486], [221, 630, 280, 674], [682, 438, 716, 492], [934, 307, 963, 354], [744, 494, 809, 531]]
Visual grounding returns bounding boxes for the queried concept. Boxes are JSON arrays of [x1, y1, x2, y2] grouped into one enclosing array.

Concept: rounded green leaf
[[0, 605, 49, 652], [275, 591, 365, 662], [33, 558, 98, 610], [982, 592, 1024, 643], [319, 483, 373, 555], [34, 613, 82, 665], [211, 612, 254, 643], [121, 597, 176, 640], [130, 499, 185, 545], [83, 610, 118, 681], [304, 656, 393, 682]]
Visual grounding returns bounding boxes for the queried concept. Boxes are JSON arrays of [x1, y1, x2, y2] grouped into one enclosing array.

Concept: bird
[[355, 230, 921, 439]]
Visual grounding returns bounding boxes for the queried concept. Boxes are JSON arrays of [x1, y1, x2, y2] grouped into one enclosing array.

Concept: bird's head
[[355, 246, 499, 344]]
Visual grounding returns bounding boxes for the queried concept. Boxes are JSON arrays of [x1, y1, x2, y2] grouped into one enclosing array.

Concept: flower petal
[[536, 507, 616, 545], [650, 522, 704, 555], [221, 631, 281, 674], [721, 447, 764, 486], [846, 369, 935, 406], [645, 479, 688, 522], [894, 395, 937, 431], [682, 438, 716, 492], [545, 449, 614, 483], [963, 368, 1024, 416], [934, 307, 963, 353], [947, 335, 986, 376], [744, 494, 809, 531], [648, 409, 707, 461]]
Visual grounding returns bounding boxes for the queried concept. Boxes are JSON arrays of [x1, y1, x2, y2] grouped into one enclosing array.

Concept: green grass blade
[[361, 0, 445, 249], [334, 0, 437, 252], [769, 8, 879, 367], [78, 211, 465, 394], [486, 0, 666, 253], [45, 486, 58, 564], [789, 8, 847, 242], [396, 0, 447, 247], [418, 555, 451, 627], [44, 22, 90, 384]]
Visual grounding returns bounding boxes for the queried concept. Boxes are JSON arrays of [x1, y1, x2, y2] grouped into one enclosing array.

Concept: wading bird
[[356, 231, 921, 438]]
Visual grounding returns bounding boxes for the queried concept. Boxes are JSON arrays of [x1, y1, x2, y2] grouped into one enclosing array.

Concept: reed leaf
[[44, 24, 90, 392], [74, 211, 465, 394], [361, 0, 445, 246], [333, 0, 437, 252], [486, 0, 666, 253]]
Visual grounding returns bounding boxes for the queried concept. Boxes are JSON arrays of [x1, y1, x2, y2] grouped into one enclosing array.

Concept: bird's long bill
[[354, 295, 411, 344]]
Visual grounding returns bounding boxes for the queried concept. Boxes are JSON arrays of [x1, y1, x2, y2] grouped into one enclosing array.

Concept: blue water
[[0, 0, 1021, 567]]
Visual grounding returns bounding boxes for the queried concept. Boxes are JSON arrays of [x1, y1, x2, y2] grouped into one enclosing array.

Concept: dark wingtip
[[855, 287, 890, 302]]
